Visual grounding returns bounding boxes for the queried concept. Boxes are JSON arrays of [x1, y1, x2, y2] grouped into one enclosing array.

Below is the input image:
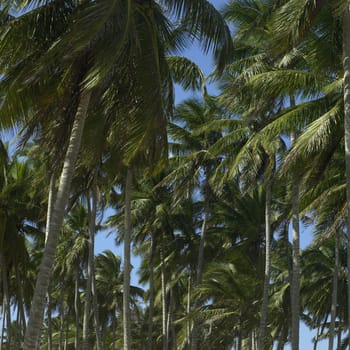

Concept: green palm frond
[[167, 56, 206, 93], [247, 69, 328, 99], [287, 99, 343, 161], [162, 0, 233, 56]]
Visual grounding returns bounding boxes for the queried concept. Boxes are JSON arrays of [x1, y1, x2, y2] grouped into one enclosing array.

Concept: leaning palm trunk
[[24, 89, 92, 349], [258, 180, 272, 350], [328, 234, 339, 350], [344, 4, 350, 340], [123, 167, 133, 350], [290, 130, 300, 350]]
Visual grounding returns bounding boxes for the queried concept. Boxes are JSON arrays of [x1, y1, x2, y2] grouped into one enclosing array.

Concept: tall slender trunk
[[123, 166, 133, 350], [45, 172, 56, 245], [74, 263, 80, 350], [83, 187, 95, 350], [343, 3, 350, 341], [314, 315, 328, 350], [337, 327, 342, 349], [258, 180, 272, 350], [59, 287, 65, 350], [290, 128, 300, 350], [47, 290, 53, 350], [329, 234, 339, 350], [92, 268, 102, 349], [24, 89, 92, 349], [160, 235, 168, 350], [15, 267, 26, 337], [191, 197, 209, 350], [313, 327, 320, 350], [64, 318, 69, 350], [187, 274, 191, 349], [169, 288, 177, 350], [0, 302, 5, 350], [112, 305, 118, 350], [196, 198, 209, 283], [14, 308, 20, 350], [148, 232, 155, 350], [0, 254, 11, 350], [90, 182, 102, 350]]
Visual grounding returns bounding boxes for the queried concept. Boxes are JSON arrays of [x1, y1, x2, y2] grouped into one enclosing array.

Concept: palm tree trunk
[[196, 198, 209, 283], [160, 235, 168, 350], [1, 302, 5, 350], [47, 290, 53, 350], [187, 274, 191, 349], [343, 3, 350, 341], [14, 308, 20, 350], [90, 182, 102, 350], [290, 129, 300, 350], [191, 198, 209, 350], [123, 166, 133, 350], [83, 188, 95, 350], [329, 234, 339, 350], [148, 232, 155, 350], [24, 89, 92, 349], [64, 319, 69, 350], [337, 327, 342, 349], [45, 172, 56, 245], [170, 288, 177, 350], [313, 327, 320, 350], [0, 297, 6, 350], [82, 271, 91, 350], [15, 267, 26, 337], [0, 254, 11, 350], [59, 287, 65, 350], [74, 263, 80, 350], [112, 305, 118, 350], [258, 180, 272, 350]]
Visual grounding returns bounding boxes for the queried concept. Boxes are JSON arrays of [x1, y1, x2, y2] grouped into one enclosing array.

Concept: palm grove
[[0, 0, 349, 349]]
